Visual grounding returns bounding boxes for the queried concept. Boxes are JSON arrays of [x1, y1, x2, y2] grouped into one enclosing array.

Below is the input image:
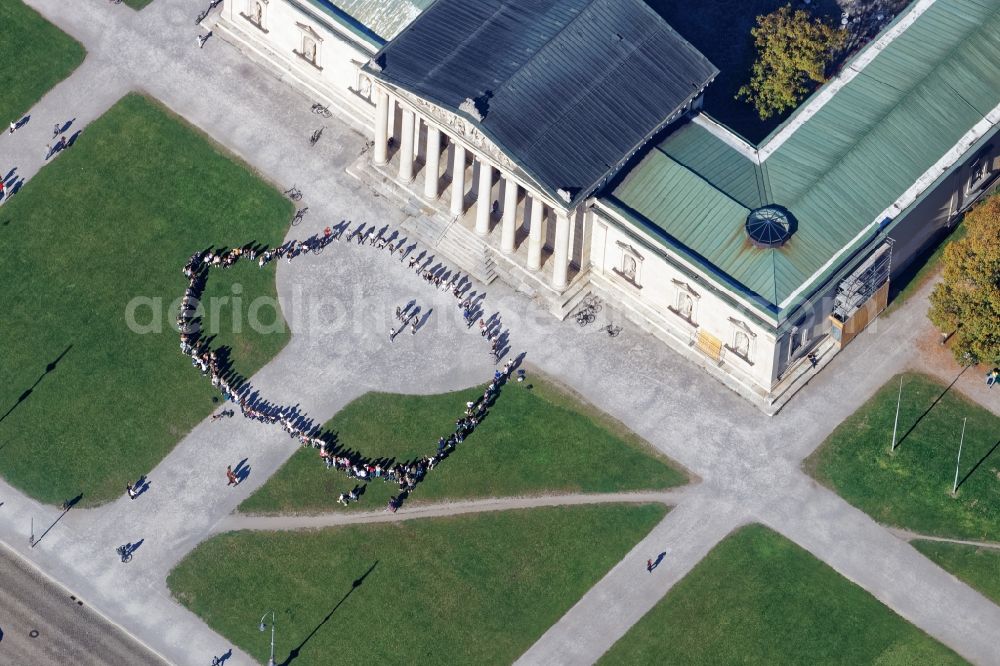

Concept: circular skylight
[[746, 206, 794, 248]]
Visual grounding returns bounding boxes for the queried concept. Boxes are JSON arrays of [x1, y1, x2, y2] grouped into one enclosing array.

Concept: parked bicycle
[[311, 102, 333, 118], [283, 185, 303, 201], [573, 294, 602, 327], [310, 128, 324, 146], [116, 544, 132, 563], [291, 207, 309, 226], [195, 0, 222, 24]]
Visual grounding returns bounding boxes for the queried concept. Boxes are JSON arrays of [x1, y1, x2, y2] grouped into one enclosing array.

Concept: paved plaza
[[1, 1, 999, 664]]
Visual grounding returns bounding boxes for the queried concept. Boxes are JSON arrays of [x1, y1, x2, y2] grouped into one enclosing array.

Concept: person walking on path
[[9, 120, 16, 135], [389, 327, 396, 341], [126, 483, 137, 500], [987, 368, 999, 387], [52, 123, 61, 139], [226, 465, 238, 486]]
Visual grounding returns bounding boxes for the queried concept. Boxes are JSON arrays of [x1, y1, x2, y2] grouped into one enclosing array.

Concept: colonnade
[[372, 89, 572, 290]]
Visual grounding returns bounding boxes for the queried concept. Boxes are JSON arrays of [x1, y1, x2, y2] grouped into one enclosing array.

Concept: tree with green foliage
[[737, 5, 847, 120], [929, 192, 1000, 366]]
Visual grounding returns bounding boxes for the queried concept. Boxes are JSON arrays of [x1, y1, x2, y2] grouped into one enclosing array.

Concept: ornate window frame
[[241, 0, 269, 33], [966, 147, 996, 195], [612, 241, 643, 289], [294, 22, 323, 71], [725, 318, 756, 365], [668, 279, 699, 325]]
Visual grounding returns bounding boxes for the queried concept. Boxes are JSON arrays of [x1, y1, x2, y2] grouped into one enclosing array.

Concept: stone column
[[500, 176, 518, 254], [552, 209, 571, 290], [527, 197, 544, 271], [450, 143, 467, 215], [373, 90, 390, 166], [424, 126, 441, 199], [399, 109, 416, 183], [475, 160, 494, 236]]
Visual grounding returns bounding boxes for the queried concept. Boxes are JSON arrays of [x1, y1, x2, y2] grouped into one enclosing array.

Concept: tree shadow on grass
[[956, 439, 1000, 492], [278, 560, 378, 666], [894, 366, 970, 451]]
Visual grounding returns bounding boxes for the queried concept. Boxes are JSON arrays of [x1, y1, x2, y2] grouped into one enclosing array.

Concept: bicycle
[[195, 0, 222, 24], [309, 128, 324, 146], [605, 324, 622, 337], [283, 185, 302, 201], [311, 102, 332, 119], [575, 311, 595, 326], [116, 544, 132, 563], [291, 207, 308, 226]]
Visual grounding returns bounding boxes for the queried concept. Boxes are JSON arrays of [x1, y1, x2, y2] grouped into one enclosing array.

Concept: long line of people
[[176, 218, 518, 511]]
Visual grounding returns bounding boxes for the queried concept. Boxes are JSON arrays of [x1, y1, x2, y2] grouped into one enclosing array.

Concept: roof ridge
[[776, 2, 995, 211], [514, 0, 706, 195]]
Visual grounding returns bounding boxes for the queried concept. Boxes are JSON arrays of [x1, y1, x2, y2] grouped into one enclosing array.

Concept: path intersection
[[0, 1, 998, 664]]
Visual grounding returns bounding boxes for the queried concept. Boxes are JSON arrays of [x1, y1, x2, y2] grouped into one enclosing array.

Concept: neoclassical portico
[[371, 84, 574, 290]]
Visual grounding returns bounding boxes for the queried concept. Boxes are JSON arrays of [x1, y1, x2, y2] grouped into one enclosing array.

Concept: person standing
[[9, 120, 17, 134], [52, 123, 60, 139], [226, 465, 238, 486], [126, 483, 137, 500]]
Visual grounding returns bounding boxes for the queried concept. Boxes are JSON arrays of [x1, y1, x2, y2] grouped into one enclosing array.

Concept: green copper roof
[[608, 0, 1000, 320]]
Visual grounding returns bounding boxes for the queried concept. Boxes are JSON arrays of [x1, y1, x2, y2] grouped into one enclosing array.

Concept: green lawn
[[600, 524, 964, 665], [168, 503, 666, 665], [123, 0, 153, 9], [0, 94, 292, 506], [0, 1, 85, 124], [805, 373, 1000, 541], [913, 540, 1000, 607], [239, 375, 686, 514]]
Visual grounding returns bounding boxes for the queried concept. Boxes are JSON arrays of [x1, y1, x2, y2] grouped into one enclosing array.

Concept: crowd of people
[[176, 218, 519, 510]]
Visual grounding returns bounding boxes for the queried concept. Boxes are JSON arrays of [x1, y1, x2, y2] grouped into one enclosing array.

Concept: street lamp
[[258, 610, 276, 666]]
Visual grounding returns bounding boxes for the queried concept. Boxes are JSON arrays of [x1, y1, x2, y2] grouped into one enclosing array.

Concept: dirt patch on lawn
[[908, 325, 1000, 417]]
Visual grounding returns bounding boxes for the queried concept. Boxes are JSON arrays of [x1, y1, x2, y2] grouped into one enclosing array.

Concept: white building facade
[[215, 0, 1000, 412]]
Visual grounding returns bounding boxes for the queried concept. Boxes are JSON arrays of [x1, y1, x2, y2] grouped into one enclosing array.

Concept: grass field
[[913, 540, 1000, 607], [169, 503, 666, 665], [805, 373, 1000, 541], [0, 2, 85, 124], [123, 0, 154, 8], [599, 524, 963, 665], [0, 94, 292, 506], [238, 375, 686, 514]]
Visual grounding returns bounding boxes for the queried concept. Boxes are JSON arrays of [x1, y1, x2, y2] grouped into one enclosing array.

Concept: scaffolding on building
[[832, 240, 894, 323]]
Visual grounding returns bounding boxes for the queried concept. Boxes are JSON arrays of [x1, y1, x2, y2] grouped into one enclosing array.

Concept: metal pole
[[269, 610, 275, 666], [29, 517, 34, 546], [952, 417, 967, 495], [890, 375, 903, 451]]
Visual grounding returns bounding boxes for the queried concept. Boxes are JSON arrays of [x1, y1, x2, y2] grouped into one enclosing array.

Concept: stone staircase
[[400, 209, 498, 285]]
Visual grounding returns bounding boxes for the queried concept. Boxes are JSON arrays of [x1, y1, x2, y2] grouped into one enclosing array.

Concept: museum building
[[215, 0, 1000, 411]]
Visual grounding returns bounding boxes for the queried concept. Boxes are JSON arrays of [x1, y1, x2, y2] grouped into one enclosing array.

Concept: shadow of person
[[127, 539, 145, 558], [651, 551, 666, 571], [234, 459, 251, 484], [134, 475, 151, 497], [213, 648, 232, 664]]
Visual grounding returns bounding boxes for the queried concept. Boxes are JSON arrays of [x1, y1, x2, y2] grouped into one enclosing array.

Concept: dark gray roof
[[366, 0, 718, 208]]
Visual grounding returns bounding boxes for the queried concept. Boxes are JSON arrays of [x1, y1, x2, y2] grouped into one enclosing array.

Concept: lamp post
[[890, 375, 903, 452], [258, 610, 275, 666]]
